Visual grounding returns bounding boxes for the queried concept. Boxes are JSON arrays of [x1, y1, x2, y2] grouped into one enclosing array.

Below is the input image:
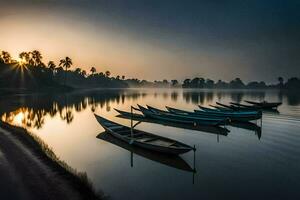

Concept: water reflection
[[1, 89, 300, 130], [1, 89, 300, 200], [0, 89, 148, 128], [284, 91, 300, 106], [97, 132, 195, 173], [230, 121, 262, 139]]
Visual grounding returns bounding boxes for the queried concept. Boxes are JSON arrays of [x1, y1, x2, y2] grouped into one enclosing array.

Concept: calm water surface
[[1, 89, 300, 200]]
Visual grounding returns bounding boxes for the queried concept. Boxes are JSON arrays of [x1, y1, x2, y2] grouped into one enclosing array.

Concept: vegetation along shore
[[0, 121, 105, 200], [0, 50, 299, 92]]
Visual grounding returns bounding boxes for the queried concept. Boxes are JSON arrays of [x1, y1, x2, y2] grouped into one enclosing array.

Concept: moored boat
[[167, 106, 262, 122], [115, 108, 230, 136], [141, 105, 228, 126], [94, 114, 194, 155], [216, 102, 242, 110], [244, 100, 282, 109]]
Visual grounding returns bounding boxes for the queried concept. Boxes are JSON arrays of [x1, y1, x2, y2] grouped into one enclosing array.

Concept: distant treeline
[[0, 50, 299, 91], [122, 77, 300, 90], [180, 77, 300, 90]]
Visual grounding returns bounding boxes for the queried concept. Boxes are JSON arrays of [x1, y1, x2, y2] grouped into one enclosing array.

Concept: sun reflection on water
[[1, 108, 28, 127]]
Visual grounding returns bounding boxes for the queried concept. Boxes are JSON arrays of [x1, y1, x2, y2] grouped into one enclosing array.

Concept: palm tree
[[59, 57, 73, 86], [28, 52, 34, 66], [31, 50, 43, 66], [1, 51, 11, 63], [19, 52, 30, 65], [122, 75, 125, 80], [48, 61, 56, 71], [105, 70, 111, 77], [90, 67, 96, 75]]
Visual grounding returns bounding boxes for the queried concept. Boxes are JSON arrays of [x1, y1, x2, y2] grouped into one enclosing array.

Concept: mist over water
[[1, 88, 300, 200]]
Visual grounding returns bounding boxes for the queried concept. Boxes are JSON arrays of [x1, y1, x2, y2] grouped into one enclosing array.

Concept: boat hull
[[166, 106, 261, 122], [140, 105, 227, 126], [95, 114, 193, 155]]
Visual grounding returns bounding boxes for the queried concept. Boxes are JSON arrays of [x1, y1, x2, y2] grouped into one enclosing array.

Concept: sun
[[17, 57, 26, 66]]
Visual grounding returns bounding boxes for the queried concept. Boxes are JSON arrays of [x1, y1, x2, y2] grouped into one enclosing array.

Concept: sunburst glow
[[17, 57, 26, 67]]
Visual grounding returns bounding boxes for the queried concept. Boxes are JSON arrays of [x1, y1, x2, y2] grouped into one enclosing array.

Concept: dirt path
[[0, 127, 84, 200]]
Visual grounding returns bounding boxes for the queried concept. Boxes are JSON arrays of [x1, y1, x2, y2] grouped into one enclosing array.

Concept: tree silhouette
[[105, 70, 111, 77], [74, 67, 81, 74], [90, 67, 96, 75], [81, 70, 87, 77], [48, 61, 56, 71], [19, 52, 30, 65], [182, 79, 191, 88], [59, 57, 73, 86], [1, 51, 11, 63], [171, 79, 179, 87], [206, 79, 215, 88], [278, 77, 284, 88], [31, 50, 43, 66], [122, 75, 125, 80], [190, 77, 200, 88]]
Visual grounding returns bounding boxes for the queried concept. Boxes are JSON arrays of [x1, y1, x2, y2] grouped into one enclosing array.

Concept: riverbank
[[0, 121, 104, 200]]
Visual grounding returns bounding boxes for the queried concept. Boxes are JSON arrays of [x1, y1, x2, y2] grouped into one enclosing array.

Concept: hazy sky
[[1, 0, 300, 82]]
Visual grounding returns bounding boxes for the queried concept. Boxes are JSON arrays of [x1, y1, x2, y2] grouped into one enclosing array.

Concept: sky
[[1, 0, 300, 82]]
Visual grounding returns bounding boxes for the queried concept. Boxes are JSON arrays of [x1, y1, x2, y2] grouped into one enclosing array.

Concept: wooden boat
[[209, 104, 232, 111], [167, 106, 262, 122], [197, 105, 261, 115], [229, 102, 260, 110], [94, 114, 194, 155], [198, 105, 221, 112], [97, 132, 195, 172], [244, 100, 282, 109], [141, 105, 228, 126], [164, 106, 195, 115], [216, 102, 241, 110], [115, 108, 229, 136]]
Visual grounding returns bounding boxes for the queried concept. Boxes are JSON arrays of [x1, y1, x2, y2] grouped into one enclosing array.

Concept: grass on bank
[[0, 121, 106, 200]]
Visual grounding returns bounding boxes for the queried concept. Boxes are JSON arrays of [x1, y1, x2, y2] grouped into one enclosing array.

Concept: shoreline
[[0, 121, 104, 200]]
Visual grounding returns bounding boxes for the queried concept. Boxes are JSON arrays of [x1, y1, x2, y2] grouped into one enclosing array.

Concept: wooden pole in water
[[131, 106, 133, 139], [193, 145, 196, 185]]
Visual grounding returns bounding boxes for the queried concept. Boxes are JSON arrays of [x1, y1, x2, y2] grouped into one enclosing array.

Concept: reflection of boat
[[140, 105, 228, 126], [166, 106, 261, 122], [94, 114, 194, 155], [230, 121, 262, 139], [115, 109, 229, 136], [97, 132, 195, 172], [244, 100, 282, 109]]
